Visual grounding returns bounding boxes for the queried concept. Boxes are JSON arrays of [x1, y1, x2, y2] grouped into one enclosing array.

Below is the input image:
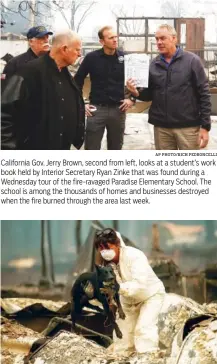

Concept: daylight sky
[[52, 0, 217, 42], [2, 0, 217, 42]]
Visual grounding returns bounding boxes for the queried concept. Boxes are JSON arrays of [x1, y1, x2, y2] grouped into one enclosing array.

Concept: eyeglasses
[[95, 228, 116, 241]]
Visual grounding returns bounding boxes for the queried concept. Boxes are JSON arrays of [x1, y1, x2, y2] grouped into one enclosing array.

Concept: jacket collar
[[45, 52, 61, 72], [155, 47, 184, 67], [28, 47, 38, 59], [99, 48, 122, 57], [116, 231, 126, 247], [43, 53, 82, 95], [160, 46, 180, 62], [116, 231, 127, 275]]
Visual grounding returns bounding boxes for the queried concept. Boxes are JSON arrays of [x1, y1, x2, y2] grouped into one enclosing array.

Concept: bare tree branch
[[110, 4, 145, 40], [47, 220, 55, 283], [132, 6, 136, 34], [160, 0, 187, 17], [1, 0, 52, 25], [2, 0, 96, 31], [1, 1, 20, 14], [53, 0, 71, 28], [53, 0, 97, 31], [75, 220, 82, 254], [75, 1, 96, 32], [40, 220, 47, 280]]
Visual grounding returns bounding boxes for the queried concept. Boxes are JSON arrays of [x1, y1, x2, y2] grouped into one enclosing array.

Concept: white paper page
[[124, 53, 150, 87]]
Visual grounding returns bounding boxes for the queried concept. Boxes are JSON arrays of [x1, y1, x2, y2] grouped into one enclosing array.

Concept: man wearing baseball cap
[[2, 25, 53, 79], [1, 30, 85, 150]]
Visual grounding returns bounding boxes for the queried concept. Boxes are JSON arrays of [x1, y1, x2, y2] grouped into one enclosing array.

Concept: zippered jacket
[[116, 233, 165, 305], [138, 49, 211, 130], [2, 48, 38, 79], [1, 53, 85, 150]]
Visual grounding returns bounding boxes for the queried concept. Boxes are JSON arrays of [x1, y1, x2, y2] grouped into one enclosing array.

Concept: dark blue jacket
[[138, 49, 211, 130], [74, 48, 126, 104]]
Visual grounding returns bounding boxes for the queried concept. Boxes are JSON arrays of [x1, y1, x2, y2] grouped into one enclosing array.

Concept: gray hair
[[52, 30, 81, 47], [157, 24, 177, 37]]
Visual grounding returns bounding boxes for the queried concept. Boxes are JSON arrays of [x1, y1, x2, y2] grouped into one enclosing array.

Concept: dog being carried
[[71, 265, 125, 338]]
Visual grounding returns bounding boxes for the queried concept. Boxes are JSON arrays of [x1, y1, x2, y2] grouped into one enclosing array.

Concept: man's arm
[[74, 55, 90, 93], [118, 253, 149, 297], [126, 78, 152, 102], [119, 86, 135, 111], [74, 54, 96, 116], [192, 56, 211, 148], [137, 87, 152, 102], [2, 58, 17, 79], [1, 75, 27, 150], [192, 56, 211, 131]]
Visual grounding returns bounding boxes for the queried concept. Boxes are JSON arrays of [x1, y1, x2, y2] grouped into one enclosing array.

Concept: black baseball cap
[[27, 26, 53, 39]]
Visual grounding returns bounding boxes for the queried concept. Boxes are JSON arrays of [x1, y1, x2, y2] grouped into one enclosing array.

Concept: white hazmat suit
[[109, 232, 165, 355]]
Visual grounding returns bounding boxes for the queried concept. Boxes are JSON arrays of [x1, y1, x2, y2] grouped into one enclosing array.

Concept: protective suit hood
[[114, 230, 165, 303], [116, 231, 126, 247], [111, 230, 166, 354]]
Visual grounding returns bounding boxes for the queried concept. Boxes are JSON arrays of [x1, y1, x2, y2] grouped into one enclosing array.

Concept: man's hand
[[119, 99, 134, 112], [199, 128, 209, 148], [85, 104, 93, 117], [126, 78, 139, 97]]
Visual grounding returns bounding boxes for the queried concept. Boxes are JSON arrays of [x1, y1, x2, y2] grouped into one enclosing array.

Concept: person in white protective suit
[[94, 228, 166, 356]]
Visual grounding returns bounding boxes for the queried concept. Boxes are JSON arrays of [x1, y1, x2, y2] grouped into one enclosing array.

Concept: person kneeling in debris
[[94, 228, 165, 356]]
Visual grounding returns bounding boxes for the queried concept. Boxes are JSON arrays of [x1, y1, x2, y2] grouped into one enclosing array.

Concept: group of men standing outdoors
[[1, 23, 211, 150]]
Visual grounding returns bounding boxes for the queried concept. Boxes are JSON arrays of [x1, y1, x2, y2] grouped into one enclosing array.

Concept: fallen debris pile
[[1, 294, 216, 364], [29, 331, 166, 364]]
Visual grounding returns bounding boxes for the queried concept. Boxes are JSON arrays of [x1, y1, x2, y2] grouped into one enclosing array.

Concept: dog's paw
[[116, 330, 123, 339], [119, 311, 126, 320], [99, 287, 107, 294]]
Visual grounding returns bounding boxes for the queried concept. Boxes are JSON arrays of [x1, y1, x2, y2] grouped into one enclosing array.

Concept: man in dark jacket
[[127, 24, 211, 150], [1, 30, 85, 150], [2, 25, 53, 79], [74, 26, 134, 150]]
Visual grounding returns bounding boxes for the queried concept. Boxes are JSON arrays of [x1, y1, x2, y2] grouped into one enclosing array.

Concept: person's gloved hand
[[119, 284, 129, 296]]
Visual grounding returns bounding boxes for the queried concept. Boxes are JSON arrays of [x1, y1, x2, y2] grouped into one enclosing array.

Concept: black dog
[[71, 265, 125, 338]]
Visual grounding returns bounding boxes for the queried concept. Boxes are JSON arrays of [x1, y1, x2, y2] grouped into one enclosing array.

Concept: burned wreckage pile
[[1, 294, 217, 364], [1, 225, 217, 363]]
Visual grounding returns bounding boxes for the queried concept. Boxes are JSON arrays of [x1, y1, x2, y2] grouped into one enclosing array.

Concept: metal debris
[[29, 331, 106, 364], [203, 302, 217, 315], [1, 316, 41, 342], [1, 298, 69, 315], [157, 294, 207, 352], [1, 294, 217, 364], [29, 330, 166, 364], [1, 315, 42, 364], [168, 318, 217, 364]]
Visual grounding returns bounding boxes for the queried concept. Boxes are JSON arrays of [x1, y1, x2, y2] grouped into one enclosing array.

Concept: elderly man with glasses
[[94, 228, 165, 358]]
